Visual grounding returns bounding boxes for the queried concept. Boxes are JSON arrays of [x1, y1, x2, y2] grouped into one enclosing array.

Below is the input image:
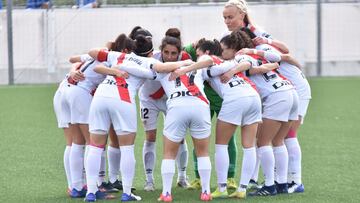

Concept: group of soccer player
[[53, 0, 311, 202]]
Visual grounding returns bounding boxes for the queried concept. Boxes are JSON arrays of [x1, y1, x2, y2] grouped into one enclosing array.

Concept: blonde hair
[[225, 0, 249, 14]]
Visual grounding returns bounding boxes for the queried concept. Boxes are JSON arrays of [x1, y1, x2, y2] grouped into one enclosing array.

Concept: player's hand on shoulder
[[70, 70, 85, 82], [114, 69, 129, 79], [252, 37, 267, 46], [169, 68, 185, 81]]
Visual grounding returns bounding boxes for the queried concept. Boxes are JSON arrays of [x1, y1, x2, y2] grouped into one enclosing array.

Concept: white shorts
[[262, 90, 299, 122], [140, 98, 167, 131], [61, 84, 93, 124], [163, 104, 211, 143], [299, 99, 310, 123], [218, 96, 262, 126], [53, 80, 69, 128], [89, 97, 137, 135]]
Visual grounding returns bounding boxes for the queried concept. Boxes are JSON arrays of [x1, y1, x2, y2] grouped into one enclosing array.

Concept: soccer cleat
[[84, 191, 116, 202], [200, 191, 212, 201], [157, 192, 173, 202], [99, 182, 119, 193], [187, 178, 201, 190], [177, 177, 190, 188], [121, 193, 142, 202], [110, 180, 123, 190], [229, 190, 246, 199], [248, 185, 277, 196], [69, 188, 87, 198], [211, 187, 228, 199], [247, 179, 262, 191], [227, 178, 237, 189], [288, 182, 304, 193], [275, 182, 288, 194], [144, 181, 155, 191]]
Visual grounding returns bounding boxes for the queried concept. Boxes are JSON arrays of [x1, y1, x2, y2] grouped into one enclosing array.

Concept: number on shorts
[[141, 108, 149, 119]]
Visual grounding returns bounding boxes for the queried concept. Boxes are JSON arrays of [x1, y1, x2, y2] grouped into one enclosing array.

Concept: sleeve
[[264, 51, 281, 63], [207, 61, 237, 77], [119, 63, 156, 80], [80, 54, 93, 62]]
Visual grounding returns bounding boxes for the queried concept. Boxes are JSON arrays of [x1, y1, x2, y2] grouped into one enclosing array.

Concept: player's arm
[[219, 61, 252, 83], [248, 62, 279, 75], [168, 56, 214, 80], [68, 62, 85, 81], [238, 48, 281, 63], [281, 54, 302, 69], [115, 65, 156, 79], [93, 63, 128, 78], [69, 54, 92, 63], [152, 59, 194, 73], [253, 37, 289, 54]]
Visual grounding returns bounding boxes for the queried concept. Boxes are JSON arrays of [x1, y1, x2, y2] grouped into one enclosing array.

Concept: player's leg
[[143, 129, 157, 191], [118, 132, 141, 201], [211, 119, 237, 199], [63, 128, 72, 195], [176, 139, 189, 188], [272, 121, 292, 194], [107, 125, 122, 190], [230, 122, 258, 199], [69, 124, 87, 197], [249, 118, 281, 196], [158, 136, 180, 202]]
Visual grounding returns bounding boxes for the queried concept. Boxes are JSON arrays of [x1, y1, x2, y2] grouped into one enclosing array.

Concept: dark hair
[[134, 35, 154, 57], [165, 28, 181, 40], [110, 33, 136, 53], [160, 36, 182, 53], [196, 38, 222, 56], [129, 26, 152, 40], [220, 30, 254, 51], [240, 27, 256, 39]]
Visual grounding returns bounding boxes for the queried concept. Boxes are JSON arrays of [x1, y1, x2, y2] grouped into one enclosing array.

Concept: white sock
[[85, 146, 103, 194], [143, 141, 156, 183], [240, 147, 256, 187], [64, 146, 72, 189], [257, 146, 275, 186], [70, 143, 85, 190], [83, 145, 89, 186], [285, 138, 302, 184], [215, 144, 228, 192], [161, 159, 175, 195], [97, 148, 106, 185], [176, 141, 188, 180], [273, 145, 288, 184], [251, 148, 260, 182], [107, 146, 120, 183], [120, 145, 136, 195], [198, 156, 211, 194]]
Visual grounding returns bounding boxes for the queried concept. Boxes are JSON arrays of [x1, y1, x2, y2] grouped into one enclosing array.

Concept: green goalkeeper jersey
[[183, 43, 223, 112]]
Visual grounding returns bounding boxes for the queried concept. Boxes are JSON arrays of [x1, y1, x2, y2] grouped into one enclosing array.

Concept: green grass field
[[1, 77, 360, 203]]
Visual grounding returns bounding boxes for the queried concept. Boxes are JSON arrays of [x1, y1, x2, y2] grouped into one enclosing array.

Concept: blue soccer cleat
[[84, 193, 96, 202], [248, 185, 277, 196], [288, 182, 304, 193], [84, 191, 116, 202], [70, 188, 87, 198], [121, 193, 142, 201]]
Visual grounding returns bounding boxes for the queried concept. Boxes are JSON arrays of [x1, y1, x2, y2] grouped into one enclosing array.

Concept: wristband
[[253, 49, 258, 55], [267, 38, 273, 45]]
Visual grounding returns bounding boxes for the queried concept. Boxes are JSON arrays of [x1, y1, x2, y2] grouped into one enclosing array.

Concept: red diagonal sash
[[149, 87, 165, 100], [179, 75, 208, 104], [114, 53, 131, 103]]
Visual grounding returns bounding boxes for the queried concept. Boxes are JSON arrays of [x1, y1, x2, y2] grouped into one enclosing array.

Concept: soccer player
[[141, 28, 191, 191], [249, 37, 311, 193], [220, 30, 299, 196], [85, 33, 193, 202]]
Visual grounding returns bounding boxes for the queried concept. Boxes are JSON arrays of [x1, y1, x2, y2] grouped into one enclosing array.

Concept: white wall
[[0, 2, 359, 84]]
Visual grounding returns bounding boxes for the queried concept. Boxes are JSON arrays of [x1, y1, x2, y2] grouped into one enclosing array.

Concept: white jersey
[[94, 51, 158, 103], [139, 51, 166, 101], [199, 55, 259, 101], [155, 67, 209, 109], [255, 44, 311, 99], [235, 54, 293, 99], [75, 59, 106, 93]]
